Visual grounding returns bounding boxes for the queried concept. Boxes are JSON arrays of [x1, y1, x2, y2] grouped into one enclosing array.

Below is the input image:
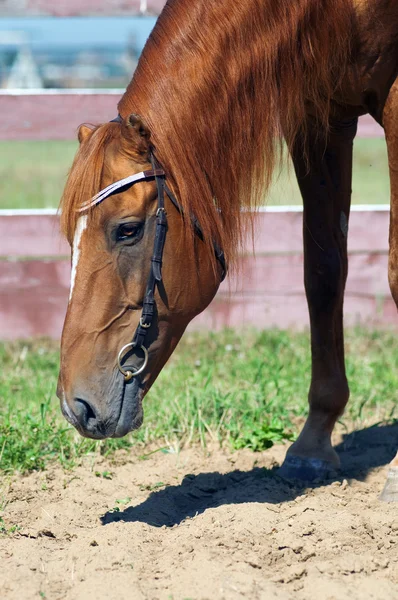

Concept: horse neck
[[118, 0, 354, 268]]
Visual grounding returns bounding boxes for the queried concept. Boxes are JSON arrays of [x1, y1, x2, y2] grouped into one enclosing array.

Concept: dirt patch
[[0, 423, 397, 600]]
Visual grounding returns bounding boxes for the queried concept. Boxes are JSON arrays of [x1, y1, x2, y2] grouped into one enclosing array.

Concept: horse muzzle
[[57, 375, 145, 439]]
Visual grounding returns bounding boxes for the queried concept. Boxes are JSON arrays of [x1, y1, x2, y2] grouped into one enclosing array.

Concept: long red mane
[[61, 0, 354, 265]]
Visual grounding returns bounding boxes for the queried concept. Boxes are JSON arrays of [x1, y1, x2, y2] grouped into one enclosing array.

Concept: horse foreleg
[[279, 118, 357, 481], [380, 78, 398, 502]]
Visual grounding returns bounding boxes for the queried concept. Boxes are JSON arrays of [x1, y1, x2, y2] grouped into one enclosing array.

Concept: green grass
[[268, 138, 390, 206], [0, 329, 397, 474], [0, 141, 77, 209], [0, 138, 390, 209]]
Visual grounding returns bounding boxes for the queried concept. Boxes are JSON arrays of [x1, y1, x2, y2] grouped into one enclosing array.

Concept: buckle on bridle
[[139, 317, 151, 329]]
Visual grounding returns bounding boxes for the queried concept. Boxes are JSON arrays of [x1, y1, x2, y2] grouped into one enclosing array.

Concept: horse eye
[[116, 222, 144, 242]]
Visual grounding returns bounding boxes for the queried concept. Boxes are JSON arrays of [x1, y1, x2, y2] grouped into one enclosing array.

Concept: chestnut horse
[[57, 0, 398, 499]]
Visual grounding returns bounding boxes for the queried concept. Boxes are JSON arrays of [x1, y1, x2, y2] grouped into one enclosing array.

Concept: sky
[[0, 17, 157, 49]]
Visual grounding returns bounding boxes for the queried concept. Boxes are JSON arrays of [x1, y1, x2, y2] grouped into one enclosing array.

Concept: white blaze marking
[[69, 215, 88, 301]]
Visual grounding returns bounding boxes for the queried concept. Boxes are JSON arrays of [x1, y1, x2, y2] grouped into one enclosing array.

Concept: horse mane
[[62, 0, 354, 266], [60, 123, 121, 242]]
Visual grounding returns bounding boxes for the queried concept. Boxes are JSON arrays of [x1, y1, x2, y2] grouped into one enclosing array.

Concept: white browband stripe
[[77, 171, 148, 213], [77, 170, 166, 213]]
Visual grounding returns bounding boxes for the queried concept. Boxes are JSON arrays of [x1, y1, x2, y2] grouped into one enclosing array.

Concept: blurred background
[[0, 16, 156, 90]]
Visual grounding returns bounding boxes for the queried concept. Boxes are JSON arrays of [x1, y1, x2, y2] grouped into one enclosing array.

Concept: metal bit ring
[[117, 343, 148, 381]]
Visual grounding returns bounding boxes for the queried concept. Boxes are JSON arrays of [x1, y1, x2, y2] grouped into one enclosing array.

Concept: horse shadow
[[100, 422, 397, 528]]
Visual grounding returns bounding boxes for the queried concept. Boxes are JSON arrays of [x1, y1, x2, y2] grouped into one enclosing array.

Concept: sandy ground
[[0, 423, 397, 600]]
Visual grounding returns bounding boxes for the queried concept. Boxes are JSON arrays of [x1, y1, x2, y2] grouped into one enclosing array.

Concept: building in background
[[0, 19, 150, 89], [0, 30, 43, 88], [5, 45, 43, 88]]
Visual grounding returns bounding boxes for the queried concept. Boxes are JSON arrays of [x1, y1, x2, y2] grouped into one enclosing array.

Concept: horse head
[[57, 114, 223, 439]]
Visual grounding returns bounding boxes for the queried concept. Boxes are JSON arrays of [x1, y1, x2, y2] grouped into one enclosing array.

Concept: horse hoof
[[278, 455, 338, 483], [379, 467, 398, 502]]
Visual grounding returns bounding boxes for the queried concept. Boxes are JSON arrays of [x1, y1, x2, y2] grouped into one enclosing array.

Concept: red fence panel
[[0, 91, 123, 141], [0, 207, 394, 340], [0, 211, 69, 257], [0, 91, 385, 141], [0, 207, 389, 258]]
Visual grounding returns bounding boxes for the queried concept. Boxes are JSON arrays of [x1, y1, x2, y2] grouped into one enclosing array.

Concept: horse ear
[[78, 124, 94, 144], [121, 113, 151, 157]]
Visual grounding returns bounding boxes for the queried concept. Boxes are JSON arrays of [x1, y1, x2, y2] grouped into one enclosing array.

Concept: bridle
[[77, 116, 226, 381]]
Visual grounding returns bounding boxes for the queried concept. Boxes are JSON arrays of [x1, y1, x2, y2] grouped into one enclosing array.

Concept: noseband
[[77, 117, 226, 381]]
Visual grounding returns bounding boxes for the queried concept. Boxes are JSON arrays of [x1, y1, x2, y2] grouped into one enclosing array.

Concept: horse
[[57, 0, 398, 500]]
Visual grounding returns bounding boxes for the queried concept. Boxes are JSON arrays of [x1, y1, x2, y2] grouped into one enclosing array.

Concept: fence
[[0, 199, 394, 339]]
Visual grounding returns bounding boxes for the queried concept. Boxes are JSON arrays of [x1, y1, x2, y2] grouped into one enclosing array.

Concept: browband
[[77, 169, 165, 213]]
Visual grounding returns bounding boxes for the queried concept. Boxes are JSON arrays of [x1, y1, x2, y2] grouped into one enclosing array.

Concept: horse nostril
[[65, 398, 108, 439], [73, 398, 97, 428]]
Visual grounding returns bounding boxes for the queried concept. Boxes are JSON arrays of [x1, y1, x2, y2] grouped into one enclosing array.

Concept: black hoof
[[278, 455, 339, 482]]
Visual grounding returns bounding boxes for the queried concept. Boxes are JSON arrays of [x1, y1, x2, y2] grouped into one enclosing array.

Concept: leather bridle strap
[[131, 152, 167, 350], [165, 179, 226, 273], [149, 152, 227, 281]]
